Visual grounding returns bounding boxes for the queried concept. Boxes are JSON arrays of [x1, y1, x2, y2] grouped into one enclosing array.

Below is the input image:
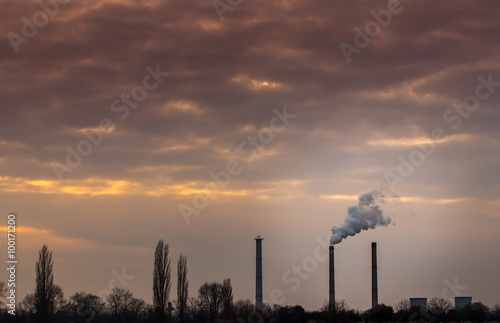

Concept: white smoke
[[330, 190, 392, 245]]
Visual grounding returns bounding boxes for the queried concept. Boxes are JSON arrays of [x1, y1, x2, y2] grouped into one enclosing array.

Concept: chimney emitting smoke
[[329, 246, 335, 310], [330, 190, 391, 245]]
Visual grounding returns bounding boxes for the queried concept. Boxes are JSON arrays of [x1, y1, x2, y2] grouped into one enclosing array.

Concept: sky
[[1, 0, 500, 312]]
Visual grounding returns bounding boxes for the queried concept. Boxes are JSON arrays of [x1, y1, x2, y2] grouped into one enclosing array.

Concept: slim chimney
[[372, 242, 378, 308], [329, 246, 335, 310], [255, 235, 263, 312]]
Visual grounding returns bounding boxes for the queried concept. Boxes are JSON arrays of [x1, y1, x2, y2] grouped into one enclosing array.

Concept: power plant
[[252, 237, 479, 315], [255, 235, 263, 312]]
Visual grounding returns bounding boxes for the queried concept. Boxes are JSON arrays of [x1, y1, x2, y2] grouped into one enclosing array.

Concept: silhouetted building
[[455, 296, 472, 311], [410, 298, 427, 309]]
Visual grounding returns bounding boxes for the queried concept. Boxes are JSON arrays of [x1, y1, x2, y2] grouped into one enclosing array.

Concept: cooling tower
[[410, 298, 427, 309], [455, 297, 472, 311]]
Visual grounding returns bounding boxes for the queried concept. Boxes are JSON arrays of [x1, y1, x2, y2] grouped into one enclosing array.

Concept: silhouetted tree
[[107, 287, 133, 322], [492, 305, 500, 321], [129, 297, 149, 321], [176, 255, 188, 323], [34, 245, 64, 322], [320, 298, 351, 314], [186, 297, 203, 322], [66, 291, 105, 322], [364, 304, 394, 323], [198, 281, 223, 323], [233, 299, 254, 320], [105, 287, 150, 323], [319, 299, 358, 323], [394, 298, 413, 321], [462, 302, 490, 321], [153, 239, 171, 323], [428, 296, 452, 320], [394, 298, 411, 312], [18, 293, 37, 319], [20, 286, 64, 322], [221, 278, 233, 319], [0, 281, 6, 307], [272, 305, 307, 323]]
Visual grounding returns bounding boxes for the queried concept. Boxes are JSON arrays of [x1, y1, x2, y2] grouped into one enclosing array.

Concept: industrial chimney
[[255, 235, 263, 312], [329, 246, 335, 310], [371, 242, 378, 308]]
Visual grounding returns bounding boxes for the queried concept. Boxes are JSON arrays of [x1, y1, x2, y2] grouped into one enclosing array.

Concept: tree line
[[1, 242, 500, 322], [313, 298, 500, 322], [0, 241, 239, 323]]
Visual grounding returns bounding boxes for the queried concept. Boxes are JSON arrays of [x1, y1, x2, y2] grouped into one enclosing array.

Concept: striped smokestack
[[372, 242, 378, 308], [255, 235, 263, 312], [329, 246, 335, 310]]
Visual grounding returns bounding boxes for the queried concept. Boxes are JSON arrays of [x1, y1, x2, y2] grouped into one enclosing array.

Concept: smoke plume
[[330, 190, 391, 245]]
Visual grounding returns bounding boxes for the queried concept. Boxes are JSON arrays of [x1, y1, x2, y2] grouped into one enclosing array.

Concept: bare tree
[[493, 305, 500, 320], [233, 299, 254, 320], [394, 298, 411, 312], [18, 293, 37, 316], [107, 287, 133, 322], [198, 282, 223, 323], [428, 297, 453, 315], [129, 297, 149, 320], [21, 285, 64, 320], [365, 304, 394, 323], [34, 245, 63, 322], [176, 255, 188, 323], [320, 299, 350, 313], [0, 281, 6, 307], [186, 297, 202, 322], [66, 291, 105, 322], [221, 278, 233, 319], [105, 287, 149, 323], [463, 302, 490, 321], [153, 239, 171, 323]]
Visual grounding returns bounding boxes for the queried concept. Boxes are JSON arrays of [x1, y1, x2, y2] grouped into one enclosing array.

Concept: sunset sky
[[1, 0, 500, 311]]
